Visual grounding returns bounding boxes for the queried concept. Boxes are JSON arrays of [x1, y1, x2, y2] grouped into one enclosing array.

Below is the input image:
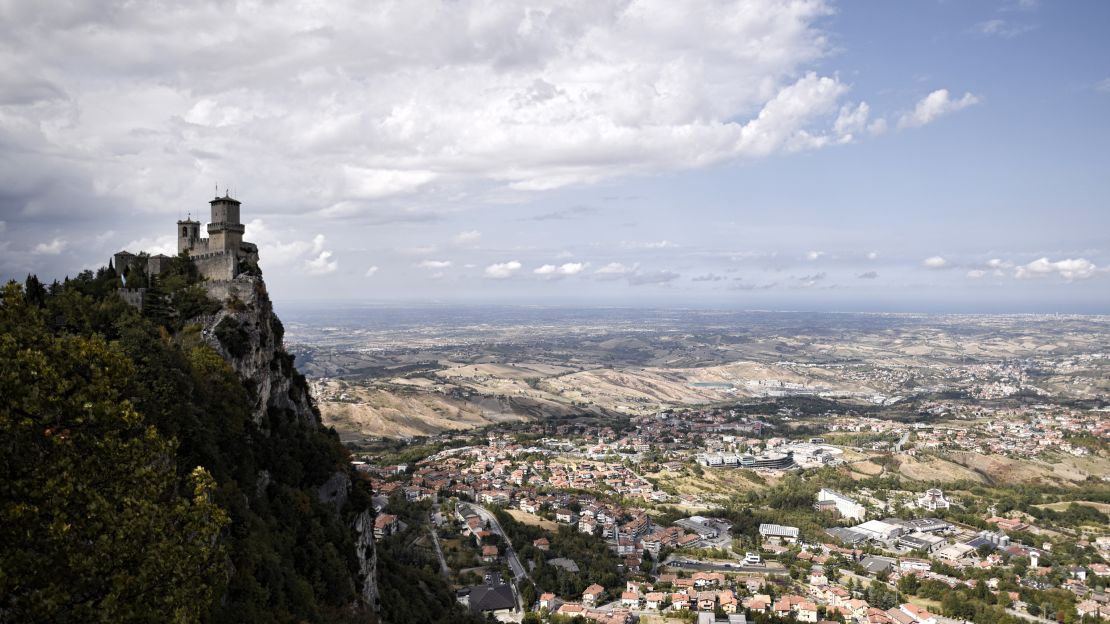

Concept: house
[[579, 517, 599, 535], [481, 544, 499, 563], [583, 584, 605, 607], [645, 592, 666, 611], [373, 514, 398, 540], [533, 537, 550, 551], [539, 593, 557, 610], [744, 594, 772, 612], [898, 603, 937, 624], [797, 601, 819, 623], [719, 590, 738, 613], [693, 571, 725, 587], [672, 592, 692, 610], [621, 591, 641, 608], [464, 582, 517, 614], [698, 591, 717, 611], [556, 508, 578, 524], [557, 603, 586, 617]]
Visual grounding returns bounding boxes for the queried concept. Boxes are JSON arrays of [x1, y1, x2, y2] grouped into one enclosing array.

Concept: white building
[[759, 523, 800, 544], [817, 488, 866, 521]]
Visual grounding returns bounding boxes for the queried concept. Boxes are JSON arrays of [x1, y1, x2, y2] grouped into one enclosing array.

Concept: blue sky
[[1, 0, 1107, 312]]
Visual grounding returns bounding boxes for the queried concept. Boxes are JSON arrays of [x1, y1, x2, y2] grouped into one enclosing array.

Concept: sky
[[1, 0, 1108, 313]]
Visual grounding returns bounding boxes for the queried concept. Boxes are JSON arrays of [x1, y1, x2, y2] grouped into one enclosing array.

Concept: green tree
[[0, 282, 229, 623]]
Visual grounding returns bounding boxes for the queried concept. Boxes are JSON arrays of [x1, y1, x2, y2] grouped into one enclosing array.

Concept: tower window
[[183, 226, 188, 237]]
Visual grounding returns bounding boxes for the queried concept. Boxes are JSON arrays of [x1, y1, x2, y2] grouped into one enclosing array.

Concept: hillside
[[0, 257, 381, 623]]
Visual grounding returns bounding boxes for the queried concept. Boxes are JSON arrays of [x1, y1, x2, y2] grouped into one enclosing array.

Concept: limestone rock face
[[353, 509, 381, 610], [196, 273, 378, 611]]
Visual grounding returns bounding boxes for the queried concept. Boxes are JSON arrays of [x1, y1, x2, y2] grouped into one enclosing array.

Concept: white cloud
[[341, 166, 437, 201], [121, 234, 177, 256], [923, 256, 948, 269], [867, 251, 878, 260], [594, 262, 638, 277], [364, 265, 379, 277], [484, 260, 522, 279], [898, 89, 979, 129], [0, 0, 900, 219], [1015, 257, 1098, 282], [304, 250, 338, 275], [974, 19, 1035, 38], [32, 238, 67, 255], [453, 230, 482, 244], [534, 262, 587, 277], [806, 250, 825, 261], [417, 260, 453, 269], [966, 269, 986, 279], [833, 102, 871, 140]]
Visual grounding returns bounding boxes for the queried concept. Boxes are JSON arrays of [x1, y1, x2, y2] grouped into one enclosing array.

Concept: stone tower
[[177, 215, 203, 253], [207, 195, 245, 252]]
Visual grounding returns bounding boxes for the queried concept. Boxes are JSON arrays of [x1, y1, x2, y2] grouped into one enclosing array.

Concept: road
[[663, 555, 790, 575], [428, 526, 450, 578], [462, 503, 530, 611]]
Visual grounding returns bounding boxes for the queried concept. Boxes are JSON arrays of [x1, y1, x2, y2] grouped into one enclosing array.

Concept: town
[[357, 398, 1110, 624]]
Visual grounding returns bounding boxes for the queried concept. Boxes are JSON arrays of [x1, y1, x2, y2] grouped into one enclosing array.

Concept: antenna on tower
[[215, 182, 218, 198]]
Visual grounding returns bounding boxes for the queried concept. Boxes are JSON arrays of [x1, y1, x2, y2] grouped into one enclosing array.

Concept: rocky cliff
[[198, 273, 380, 614]]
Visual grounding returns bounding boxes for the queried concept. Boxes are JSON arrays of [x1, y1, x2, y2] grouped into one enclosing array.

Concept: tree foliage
[[0, 283, 228, 623]]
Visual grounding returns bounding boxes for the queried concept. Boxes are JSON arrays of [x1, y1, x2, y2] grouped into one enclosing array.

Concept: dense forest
[[0, 256, 376, 623]]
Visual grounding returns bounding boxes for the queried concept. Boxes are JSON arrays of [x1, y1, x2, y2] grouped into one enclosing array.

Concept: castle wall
[[118, 288, 146, 309], [191, 251, 238, 281]]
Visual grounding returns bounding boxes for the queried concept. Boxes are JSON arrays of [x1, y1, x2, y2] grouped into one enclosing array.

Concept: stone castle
[[113, 194, 260, 306]]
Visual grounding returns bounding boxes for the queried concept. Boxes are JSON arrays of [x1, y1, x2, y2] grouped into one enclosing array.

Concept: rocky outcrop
[[198, 276, 315, 427], [195, 272, 379, 612], [353, 509, 381, 610]]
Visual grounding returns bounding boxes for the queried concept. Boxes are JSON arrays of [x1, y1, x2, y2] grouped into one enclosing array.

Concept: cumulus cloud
[[966, 269, 986, 279], [0, 0, 892, 222], [121, 234, 177, 257], [1015, 257, 1098, 281], [484, 260, 522, 279], [899, 89, 979, 129], [923, 256, 948, 269], [417, 260, 453, 270], [305, 250, 338, 275], [453, 230, 481, 244], [594, 262, 638, 277], [364, 265, 379, 277], [534, 262, 586, 277], [806, 250, 825, 261], [32, 238, 67, 255]]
